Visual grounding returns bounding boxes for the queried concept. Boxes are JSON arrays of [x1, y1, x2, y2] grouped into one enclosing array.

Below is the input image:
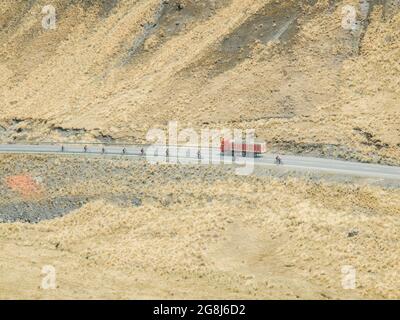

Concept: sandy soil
[[0, 155, 399, 299]]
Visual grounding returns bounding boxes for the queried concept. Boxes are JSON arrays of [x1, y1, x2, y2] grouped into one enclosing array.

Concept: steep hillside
[[0, 0, 399, 164]]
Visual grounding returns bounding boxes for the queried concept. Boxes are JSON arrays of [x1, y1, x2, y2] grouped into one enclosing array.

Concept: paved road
[[1, 143, 399, 180]]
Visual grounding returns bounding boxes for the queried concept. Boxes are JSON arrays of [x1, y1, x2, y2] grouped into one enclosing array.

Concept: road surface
[[0, 143, 399, 180]]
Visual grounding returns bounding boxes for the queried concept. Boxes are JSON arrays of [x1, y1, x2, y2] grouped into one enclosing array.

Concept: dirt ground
[[0, 155, 399, 299]]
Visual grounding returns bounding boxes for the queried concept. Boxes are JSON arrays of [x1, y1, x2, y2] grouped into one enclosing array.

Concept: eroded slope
[[0, 0, 399, 164]]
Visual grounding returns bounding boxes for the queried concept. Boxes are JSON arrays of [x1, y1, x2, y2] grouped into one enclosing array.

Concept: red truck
[[220, 138, 267, 157]]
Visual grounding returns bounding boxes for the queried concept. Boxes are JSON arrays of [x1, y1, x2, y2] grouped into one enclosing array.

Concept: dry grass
[[0, 155, 399, 299], [0, 0, 398, 163], [0, 0, 399, 299]]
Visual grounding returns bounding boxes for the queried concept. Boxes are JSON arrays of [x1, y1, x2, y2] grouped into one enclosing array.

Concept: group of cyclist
[[60, 145, 203, 160], [60, 144, 283, 164]]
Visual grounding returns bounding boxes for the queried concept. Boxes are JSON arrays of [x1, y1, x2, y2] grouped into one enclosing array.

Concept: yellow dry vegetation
[[0, 155, 399, 299], [0, 0, 399, 299], [0, 0, 398, 163]]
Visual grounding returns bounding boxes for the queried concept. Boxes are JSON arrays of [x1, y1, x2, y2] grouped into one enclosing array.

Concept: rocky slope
[[0, 0, 399, 164]]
